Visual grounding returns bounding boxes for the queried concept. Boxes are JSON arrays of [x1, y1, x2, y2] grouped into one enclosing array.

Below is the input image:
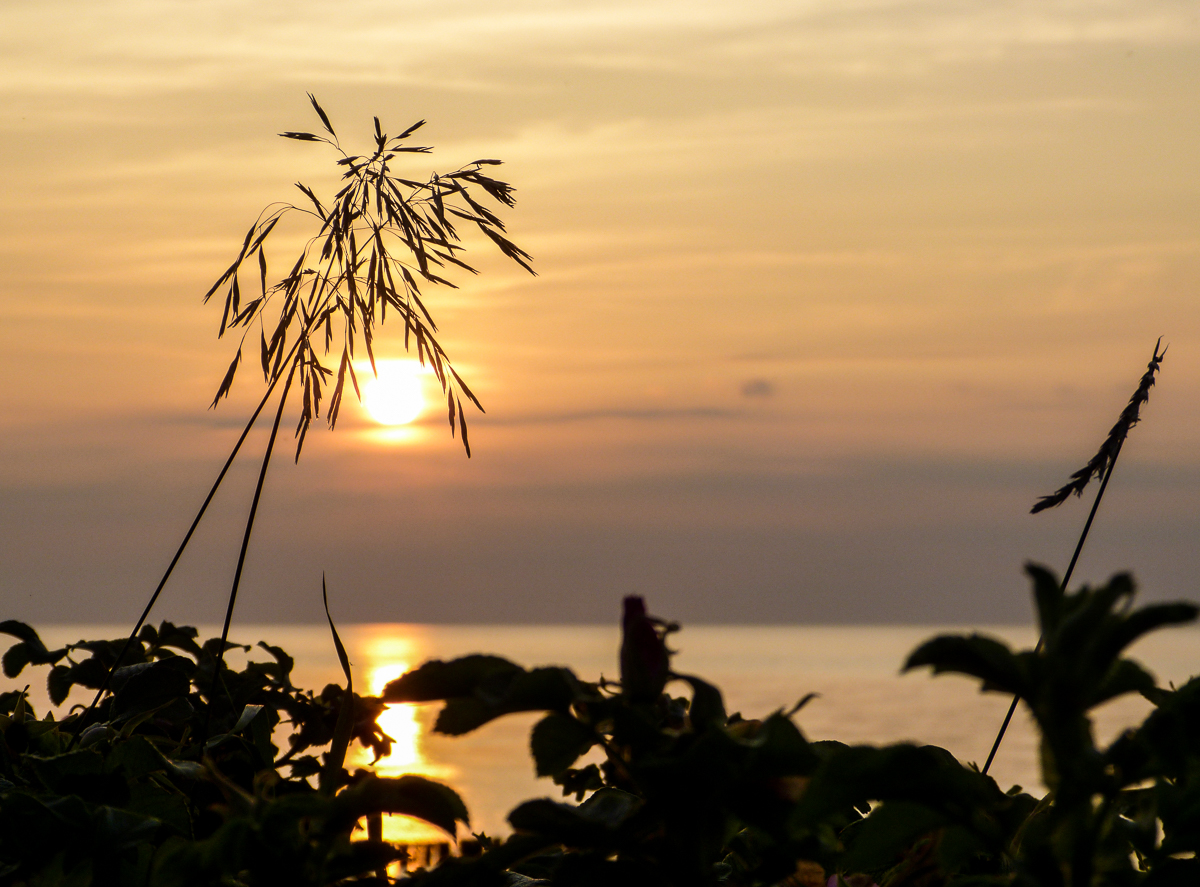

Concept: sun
[[361, 361, 426, 426]]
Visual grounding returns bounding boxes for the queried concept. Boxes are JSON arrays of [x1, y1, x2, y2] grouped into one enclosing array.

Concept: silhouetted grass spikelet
[[208, 100, 533, 458], [1031, 338, 1166, 514]]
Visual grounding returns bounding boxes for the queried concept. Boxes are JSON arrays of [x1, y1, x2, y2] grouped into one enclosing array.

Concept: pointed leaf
[[1102, 602, 1198, 663], [211, 349, 241, 407], [1086, 658, 1157, 709], [1027, 563, 1064, 635], [321, 575, 354, 794], [675, 674, 726, 730]]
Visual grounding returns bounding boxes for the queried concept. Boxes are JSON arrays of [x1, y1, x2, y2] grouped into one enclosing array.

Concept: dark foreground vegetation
[[1, 566, 1198, 886]]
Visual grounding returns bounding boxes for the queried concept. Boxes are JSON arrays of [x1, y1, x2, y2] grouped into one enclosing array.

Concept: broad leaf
[[904, 634, 1027, 696], [841, 801, 949, 871], [531, 713, 595, 777], [327, 775, 468, 838], [382, 655, 522, 703], [508, 789, 642, 847]]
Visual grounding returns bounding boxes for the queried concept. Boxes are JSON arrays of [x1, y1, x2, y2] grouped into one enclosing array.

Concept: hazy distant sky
[[3, 1, 1199, 626]]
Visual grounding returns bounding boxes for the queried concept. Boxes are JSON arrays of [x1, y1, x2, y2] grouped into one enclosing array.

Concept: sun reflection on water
[[351, 638, 456, 847], [368, 662, 424, 770]]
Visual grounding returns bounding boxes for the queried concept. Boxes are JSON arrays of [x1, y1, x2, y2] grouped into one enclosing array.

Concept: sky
[[2, 0, 1199, 626]]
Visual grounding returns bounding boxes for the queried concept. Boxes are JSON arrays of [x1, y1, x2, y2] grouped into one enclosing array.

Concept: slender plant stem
[[205, 359, 298, 729], [69, 343, 302, 747], [981, 439, 1125, 775]]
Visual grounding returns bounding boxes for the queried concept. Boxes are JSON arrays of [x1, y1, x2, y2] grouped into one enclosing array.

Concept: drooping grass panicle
[[81, 103, 533, 741], [1031, 337, 1166, 514], [207, 95, 534, 461]]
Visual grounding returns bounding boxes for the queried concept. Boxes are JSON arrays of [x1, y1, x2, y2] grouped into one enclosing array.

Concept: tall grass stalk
[[203, 361, 298, 730], [982, 338, 1166, 774], [72, 98, 533, 738], [69, 341, 301, 745]]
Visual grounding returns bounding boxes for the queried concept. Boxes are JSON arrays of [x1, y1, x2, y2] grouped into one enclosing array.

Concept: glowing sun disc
[[362, 362, 425, 426]]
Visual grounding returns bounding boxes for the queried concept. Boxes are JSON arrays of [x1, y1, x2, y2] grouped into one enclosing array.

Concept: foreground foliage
[[2, 566, 1198, 885], [0, 621, 465, 885]]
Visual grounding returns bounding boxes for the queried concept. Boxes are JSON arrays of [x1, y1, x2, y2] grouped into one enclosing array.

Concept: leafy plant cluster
[[0, 618, 466, 886], [2, 566, 1198, 886], [382, 568, 1200, 887]]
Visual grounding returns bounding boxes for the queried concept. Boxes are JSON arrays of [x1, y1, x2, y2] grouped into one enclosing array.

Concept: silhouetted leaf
[[0, 621, 45, 647], [211, 349, 241, 407], [747, 712, 820, 774], [675, 674, 726, 730], [435, 698, 495, 736], [328, 775, 468, 838], [0, 625, 66, 678], [321, 575, 354, 793], [904, 634, 1027, 696], [153, 621, 202, 657], [47, 665, 71, 706], [1104, 603, 1198, 662], [110, 657, 191, 719], [253, 642, 294, 683], [842, 801, 949, 871], [531, 713, 596, 777], [2, 644, 30, 679], [508, 789, 642, 848], [382, 656, 522, 703], [1087, 659, 1157, 709], [1028, 563, 1064, 636], [431, 667, 581, 736]]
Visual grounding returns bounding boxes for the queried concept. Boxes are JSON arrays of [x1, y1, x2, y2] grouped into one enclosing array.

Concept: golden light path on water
[[350, 634, 457, 846]]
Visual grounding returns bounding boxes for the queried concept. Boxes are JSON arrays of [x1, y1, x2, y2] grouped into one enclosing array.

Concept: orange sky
[[3, 1, 1199, 625]]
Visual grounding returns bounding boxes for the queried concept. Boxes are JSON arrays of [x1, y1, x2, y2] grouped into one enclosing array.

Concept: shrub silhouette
[[2, 571, 1197, 884]]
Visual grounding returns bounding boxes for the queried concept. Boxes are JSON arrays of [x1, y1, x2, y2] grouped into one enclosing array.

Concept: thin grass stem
[[204, 359, 298, 733], [69, 342, 301, 747], [981, 339, 1164, 775], [981, 443, 1121, 774]]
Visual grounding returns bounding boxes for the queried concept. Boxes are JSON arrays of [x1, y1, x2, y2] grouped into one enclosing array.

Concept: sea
[[22, 623, 1200, 844]]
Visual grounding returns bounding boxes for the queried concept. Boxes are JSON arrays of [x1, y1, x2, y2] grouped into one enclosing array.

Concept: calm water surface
[[28, 623, 1200, 843]]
